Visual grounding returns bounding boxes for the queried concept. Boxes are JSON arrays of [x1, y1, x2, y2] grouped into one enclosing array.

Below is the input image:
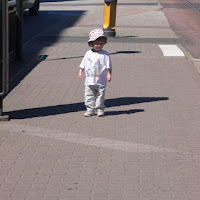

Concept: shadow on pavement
[[105, 97, 168, 107], [42, 51, 141, 61], [5, 97, 168, 119], [9, 9, 85, 93], [105, 109, 144, 116], [9, 55, 48, 93], [110, 51, 141, 55]]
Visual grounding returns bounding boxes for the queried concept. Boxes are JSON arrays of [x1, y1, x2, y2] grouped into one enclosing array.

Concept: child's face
[[92, 40, 106, 52]]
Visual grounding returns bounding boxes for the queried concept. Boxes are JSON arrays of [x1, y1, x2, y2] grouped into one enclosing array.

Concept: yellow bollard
[[103, 0, 117, 37]]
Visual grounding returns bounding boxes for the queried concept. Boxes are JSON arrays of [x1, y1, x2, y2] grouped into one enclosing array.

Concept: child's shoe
[[84, 111, 95, 117], [97, 110, 104, 117]]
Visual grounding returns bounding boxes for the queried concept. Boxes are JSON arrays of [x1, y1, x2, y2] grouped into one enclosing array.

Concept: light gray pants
[[85, 85, 106, 112]]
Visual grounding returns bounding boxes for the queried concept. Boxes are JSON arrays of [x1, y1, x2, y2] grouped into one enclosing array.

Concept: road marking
[[159, 45, 185, 57]]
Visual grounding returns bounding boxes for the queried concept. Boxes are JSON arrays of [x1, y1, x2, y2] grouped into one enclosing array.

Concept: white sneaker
[[97, 110, 104, 117], [84, 111, 95, 117]]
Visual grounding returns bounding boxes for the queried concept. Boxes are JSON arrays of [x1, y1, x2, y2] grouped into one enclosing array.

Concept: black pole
[[0, 0, 9, 120], [0, 1, 2, 116], [16, 0, 23, 60], [0, 97, 2, 116], [0, 0, 8, 117]]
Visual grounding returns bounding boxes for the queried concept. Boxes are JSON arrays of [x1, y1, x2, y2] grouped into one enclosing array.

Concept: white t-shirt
[[80, 49, 112, 86]]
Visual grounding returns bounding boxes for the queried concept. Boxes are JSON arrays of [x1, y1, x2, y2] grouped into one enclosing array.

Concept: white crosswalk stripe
[[159, 45, 185, 57]]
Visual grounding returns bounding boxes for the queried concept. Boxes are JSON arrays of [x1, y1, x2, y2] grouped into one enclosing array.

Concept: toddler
[[78, 29, 112, 117]]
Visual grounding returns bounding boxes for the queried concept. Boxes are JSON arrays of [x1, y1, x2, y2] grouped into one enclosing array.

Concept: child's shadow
[[105, 109, 144, 116], [5, 97, 168, 119]]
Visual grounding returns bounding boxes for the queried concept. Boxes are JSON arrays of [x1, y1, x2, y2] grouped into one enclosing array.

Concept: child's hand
[[78, 69, 83, 79], [107, 73, 111, 82], [78, 73, 82, 79]]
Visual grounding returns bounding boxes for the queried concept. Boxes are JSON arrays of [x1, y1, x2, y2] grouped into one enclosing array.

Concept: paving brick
[[1, 0, 200, 200]]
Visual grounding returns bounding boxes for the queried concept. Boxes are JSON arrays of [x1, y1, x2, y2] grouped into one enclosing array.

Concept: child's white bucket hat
[[88, 29, 107, 43]]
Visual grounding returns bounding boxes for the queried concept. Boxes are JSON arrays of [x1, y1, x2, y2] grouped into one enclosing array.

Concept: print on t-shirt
[[86, 58, 102, 78]]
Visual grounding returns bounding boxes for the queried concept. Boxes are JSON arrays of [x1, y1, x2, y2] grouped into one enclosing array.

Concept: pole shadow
[[42, 50, 141, 62], [110, 51, 141, 55], [5, 97, 169, 119], [105, 97, 168, 107]]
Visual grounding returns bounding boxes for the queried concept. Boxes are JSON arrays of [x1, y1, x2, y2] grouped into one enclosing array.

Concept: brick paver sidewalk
[[0, 0, 200, 199]]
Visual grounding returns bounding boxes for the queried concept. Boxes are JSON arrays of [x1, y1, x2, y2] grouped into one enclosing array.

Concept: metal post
[[0, 0, 9, 120], [0, 2, 2, 115], [0, 96, 3, 116], [16, 0, 23, 60], [103, 0, 117, 37], [8, 0, 17, 56]]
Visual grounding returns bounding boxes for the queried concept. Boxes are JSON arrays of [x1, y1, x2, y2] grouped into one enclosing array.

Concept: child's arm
[[78, 68, 84, 79], [107, 69, 112, 82]]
